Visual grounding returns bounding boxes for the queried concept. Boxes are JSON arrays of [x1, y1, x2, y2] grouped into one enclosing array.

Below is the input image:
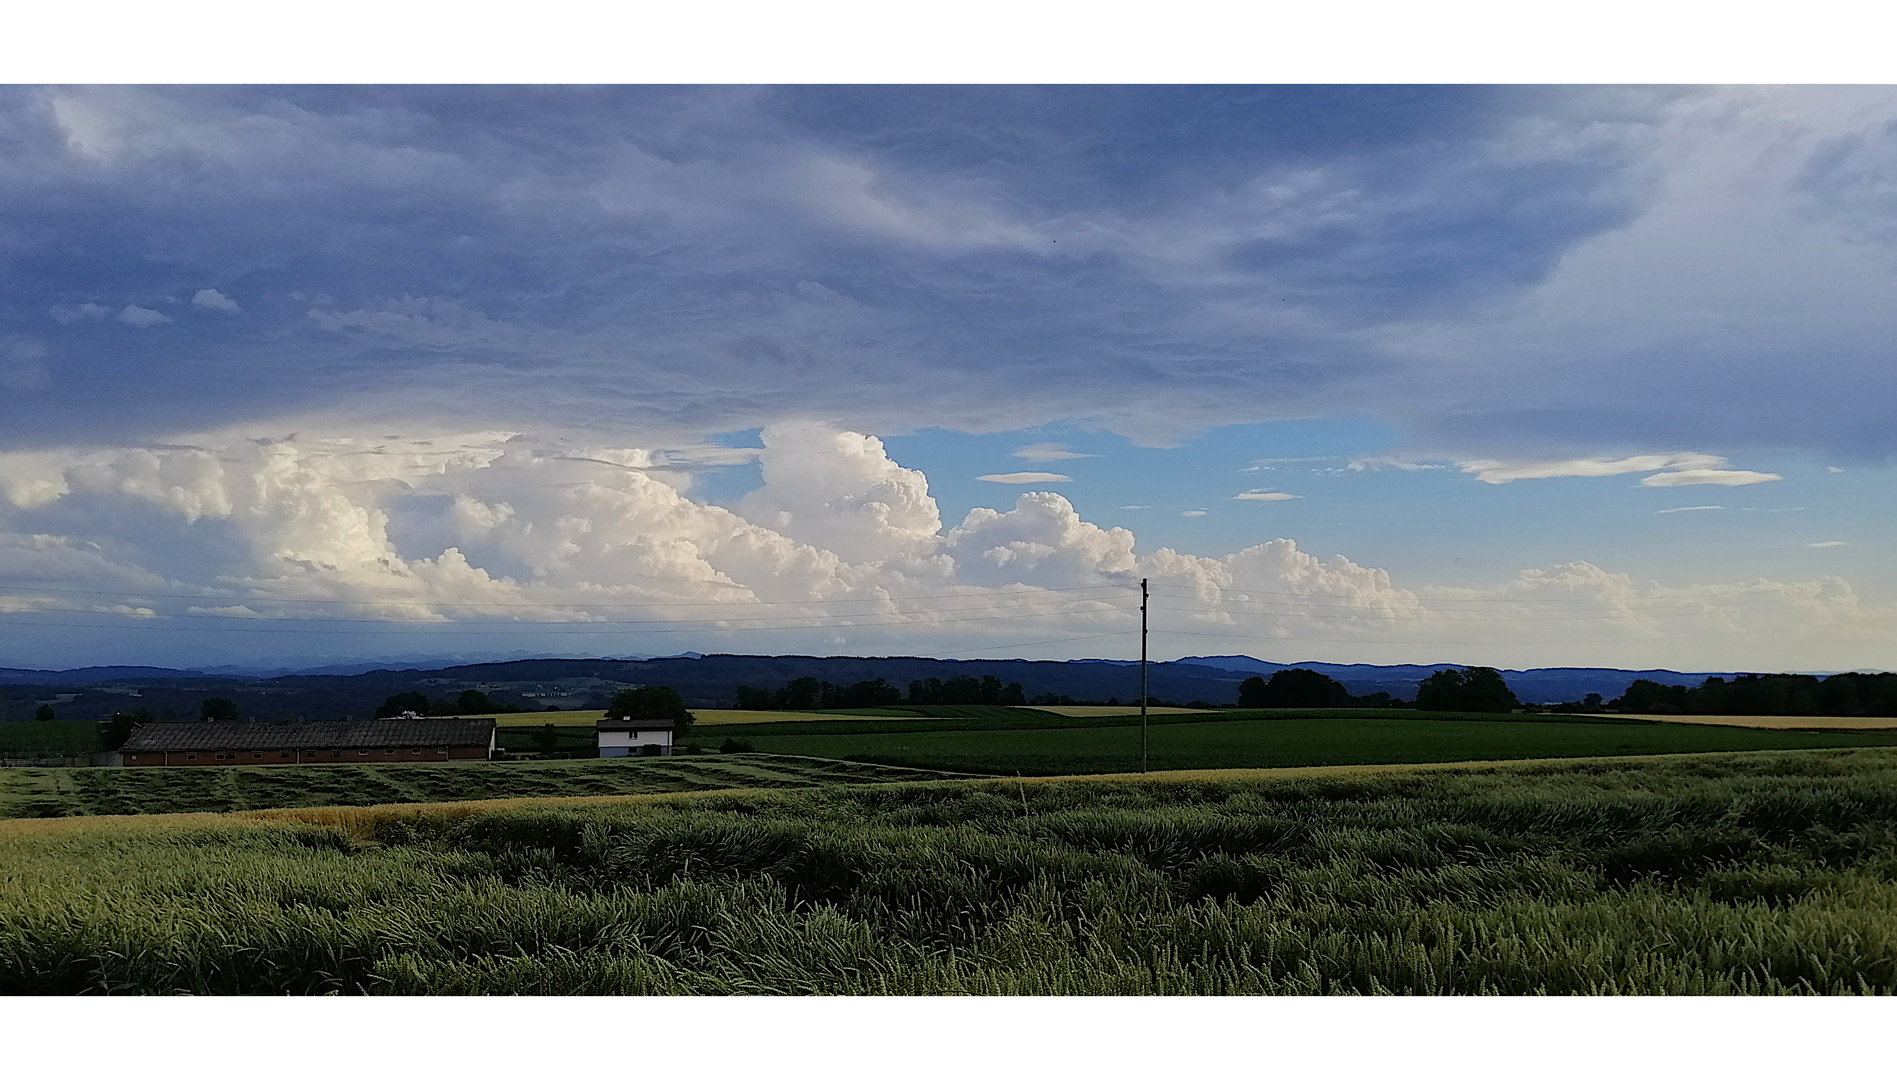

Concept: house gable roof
[[596, 717, 678, 732]]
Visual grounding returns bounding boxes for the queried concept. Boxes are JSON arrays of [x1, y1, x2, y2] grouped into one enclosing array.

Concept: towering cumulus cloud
[[0, 423, 1883, 670]]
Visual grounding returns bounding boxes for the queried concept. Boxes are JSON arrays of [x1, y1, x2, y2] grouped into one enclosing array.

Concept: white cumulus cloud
[[192, 289, 242, 313], [0, 423, 1887, 672], [116, 305, 172, 328]]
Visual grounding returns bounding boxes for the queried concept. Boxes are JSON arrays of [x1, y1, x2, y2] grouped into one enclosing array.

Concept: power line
[[0, 603, 1137, 636], [0, 581, 1129, 610], [1145, 579, 1897, 610], [934, 630, 1138, 657], [1142, 598, 1877, 624], [1150, 625, 1822, 647], [28, 595, 1132, 629]]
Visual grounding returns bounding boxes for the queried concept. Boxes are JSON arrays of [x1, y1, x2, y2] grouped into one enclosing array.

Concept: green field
[[0, 755, 965, 819], [9, 747, 1897, 994], [699, 712, 1897, 775]]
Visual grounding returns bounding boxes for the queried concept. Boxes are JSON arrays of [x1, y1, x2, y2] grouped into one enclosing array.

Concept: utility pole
[[1140, 577, 1148, 774]]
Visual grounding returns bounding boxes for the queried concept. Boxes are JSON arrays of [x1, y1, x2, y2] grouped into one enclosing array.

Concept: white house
[[597, 716, 676, 757]]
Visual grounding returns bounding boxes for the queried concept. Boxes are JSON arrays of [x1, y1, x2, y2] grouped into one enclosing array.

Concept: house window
[[358, 750, 370, 756], [186, 753, 198, 760], [252, 752, 264, 759]]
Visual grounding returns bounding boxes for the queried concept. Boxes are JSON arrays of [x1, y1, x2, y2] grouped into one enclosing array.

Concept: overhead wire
[[1144, 579, 1897, 611]]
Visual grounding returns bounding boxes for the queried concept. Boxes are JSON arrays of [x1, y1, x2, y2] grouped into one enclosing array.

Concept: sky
[[2, 79, 1895, 673]]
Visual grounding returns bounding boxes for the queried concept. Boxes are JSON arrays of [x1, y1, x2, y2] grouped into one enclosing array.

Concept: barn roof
[[121, 718, 496, 752]]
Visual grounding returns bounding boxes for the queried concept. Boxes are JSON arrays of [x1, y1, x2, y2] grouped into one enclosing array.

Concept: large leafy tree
[[608, 685, 695, 737], [1415, 667, 1519, 713], [375, 692, 432, 718], [200, 697, 241, 722], [456, 689, 495, 714], [1238, 669, 1352, 709]]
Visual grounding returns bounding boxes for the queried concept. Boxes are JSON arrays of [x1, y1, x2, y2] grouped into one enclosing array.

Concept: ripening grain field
[[7, 748, 1897, 994]]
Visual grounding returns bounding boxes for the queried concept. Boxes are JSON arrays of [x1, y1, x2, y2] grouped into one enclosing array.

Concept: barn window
[[187, 753, 198, 760], [252, 753, 264, 759], [358, 750, 370, 756]]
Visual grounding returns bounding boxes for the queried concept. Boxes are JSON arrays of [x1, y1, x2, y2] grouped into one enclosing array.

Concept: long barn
[[120, 718, 497, 766]]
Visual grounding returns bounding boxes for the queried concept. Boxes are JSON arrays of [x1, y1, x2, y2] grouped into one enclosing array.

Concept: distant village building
[[596, 716, 675, 757], [120, 718, 497, 766]]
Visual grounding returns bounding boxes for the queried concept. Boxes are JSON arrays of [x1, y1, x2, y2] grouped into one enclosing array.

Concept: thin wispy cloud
[[1458, 453, 1780, 488], [1012, 443, 1096, 463], [1655, 505, 1724, 514], [1640, 469, 1782, 488], [1809, 541, 1849, 548], [1233, 490, 1299, 501], [978, 472, 1071, 484]]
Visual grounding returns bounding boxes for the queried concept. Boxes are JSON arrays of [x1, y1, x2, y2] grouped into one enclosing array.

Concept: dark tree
[[1414, 667, 1519, 713], [34, 703, 56, 722], [200, 697, 241, 723], [375, 692, 432, 718], [1237, 676, 1268, 707], [455, 689, 495, 714], [531, 724, 561, 755], [608, 685, 696, 737], [1250, 669, 1353, 709], [97, 708, 152, 752]]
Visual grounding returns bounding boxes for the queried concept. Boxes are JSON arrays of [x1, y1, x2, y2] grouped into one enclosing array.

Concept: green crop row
[[712, 714, 1897, 776], [0, 755, 963, 820]]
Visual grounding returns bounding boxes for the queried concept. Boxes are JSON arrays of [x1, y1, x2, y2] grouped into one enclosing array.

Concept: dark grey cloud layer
[[2, 85, 1894, 459]]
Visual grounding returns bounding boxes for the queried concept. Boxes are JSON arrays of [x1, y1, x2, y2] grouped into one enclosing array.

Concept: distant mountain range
[[0, 653, 1863, 722]]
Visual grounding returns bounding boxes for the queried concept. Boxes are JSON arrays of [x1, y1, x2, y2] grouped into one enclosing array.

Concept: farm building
[[597, 716, 676, 757], [119, 718, 497, 766]]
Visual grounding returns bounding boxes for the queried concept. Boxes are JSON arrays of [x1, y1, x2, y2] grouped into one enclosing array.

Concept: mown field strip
[[0, 753, 969, 822], [1622, 713, 1897, 730], [0, 746, 1845, 841], [691, 710, 897, 725]]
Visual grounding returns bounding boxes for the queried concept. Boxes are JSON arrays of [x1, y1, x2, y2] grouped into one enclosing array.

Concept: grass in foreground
[[7, 747, 1897, 994], [0, 755, 963, 820]]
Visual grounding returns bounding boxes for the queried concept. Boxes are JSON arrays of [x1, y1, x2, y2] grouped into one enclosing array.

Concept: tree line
[[734, 675, 1032, 710], [1609, 673, 1897, 717], [1236, 666, 1518, 712], [373, 690, 535, 718]]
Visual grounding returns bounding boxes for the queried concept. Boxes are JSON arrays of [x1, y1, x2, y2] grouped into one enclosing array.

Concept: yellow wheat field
[[1028, 705, 1207, 717], [1617, 713, 1897, 730]]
